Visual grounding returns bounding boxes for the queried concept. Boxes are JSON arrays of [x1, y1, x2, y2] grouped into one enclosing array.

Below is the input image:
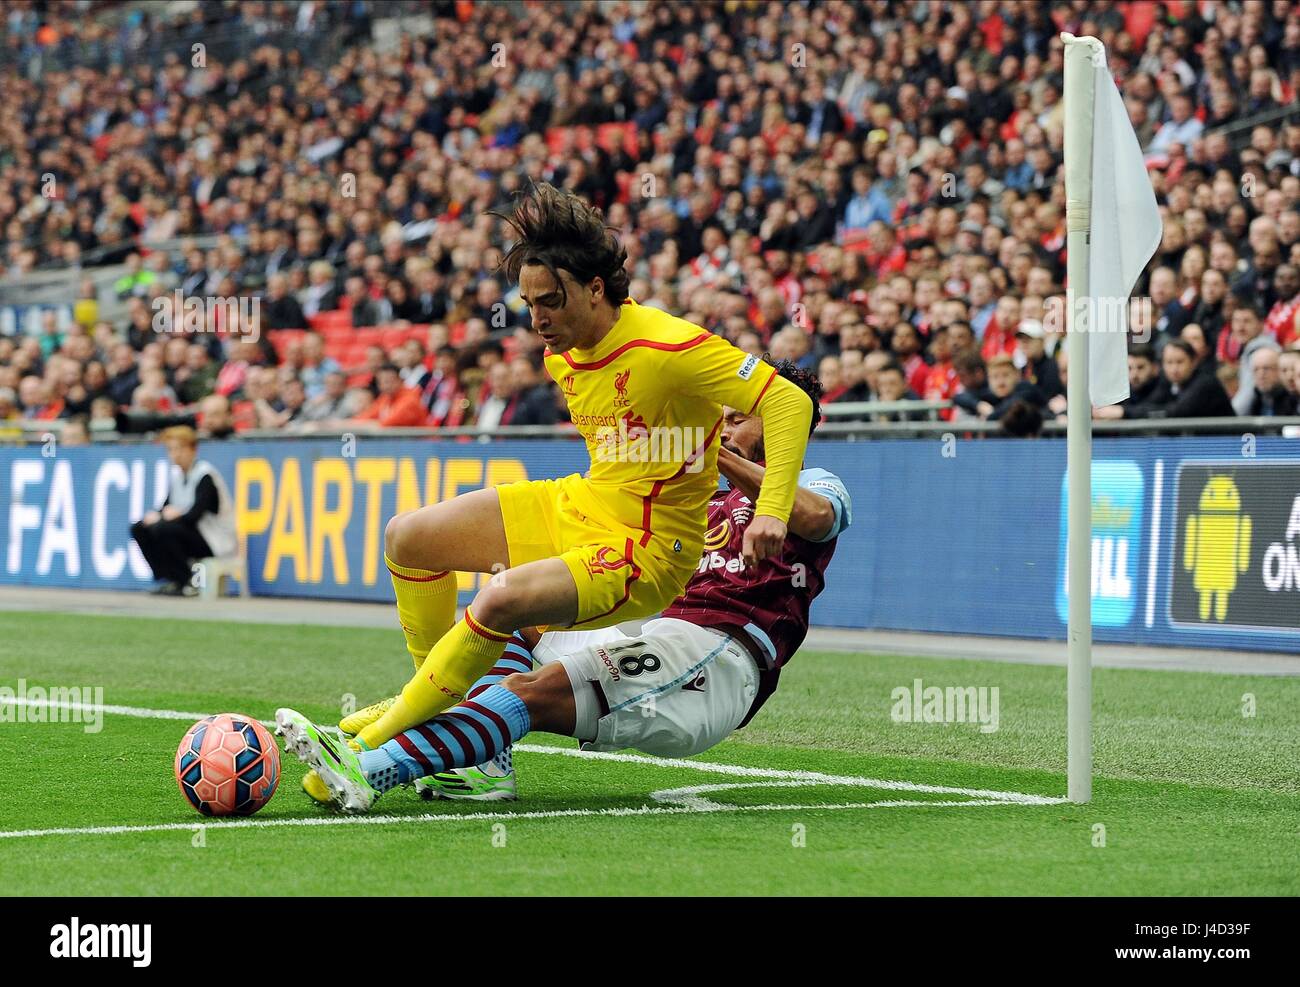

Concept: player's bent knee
[[468, 581, 524, 632], [385, 508, 451, 570], [498, 670, 540, 696], [498, 670, 545, 716], [500, 666, 573, 735], [383, 511, 416, 563]]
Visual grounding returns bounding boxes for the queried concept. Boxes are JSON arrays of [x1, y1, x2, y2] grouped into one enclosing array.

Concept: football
[[174, 714, 280, 817]]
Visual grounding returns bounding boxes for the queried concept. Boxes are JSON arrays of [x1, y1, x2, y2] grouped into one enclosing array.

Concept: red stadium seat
[[1124, 2, 1158, 50], [596, 122, 638, 156], [341, 343, 368, 368], [267, 329, 307, 360], [309, 310, 352, 332]]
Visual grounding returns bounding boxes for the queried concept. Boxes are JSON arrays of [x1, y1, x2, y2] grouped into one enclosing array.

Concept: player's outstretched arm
[[744, 370, 813, 523], [717, 446, 835, 542], [665, 337, 813, 551]]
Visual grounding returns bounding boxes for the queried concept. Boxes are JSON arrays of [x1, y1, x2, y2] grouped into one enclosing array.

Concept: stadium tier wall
[[1, 437, 1297, 653]]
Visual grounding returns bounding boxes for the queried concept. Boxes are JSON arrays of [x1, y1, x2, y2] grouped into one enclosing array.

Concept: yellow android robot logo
[[1182, 476, 1252, 621]]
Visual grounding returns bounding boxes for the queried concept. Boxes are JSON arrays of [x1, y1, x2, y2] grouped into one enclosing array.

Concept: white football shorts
[[533, 617, 760, 758]]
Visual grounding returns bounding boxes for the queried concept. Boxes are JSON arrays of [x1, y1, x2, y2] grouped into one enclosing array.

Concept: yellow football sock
[[386, 554, 458, 670], [357, 607, 512, 749]]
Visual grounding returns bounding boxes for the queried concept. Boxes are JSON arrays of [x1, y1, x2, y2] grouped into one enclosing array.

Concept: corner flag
[[1077, 39, 1163, 405], [1060, 33, 1163, 803]]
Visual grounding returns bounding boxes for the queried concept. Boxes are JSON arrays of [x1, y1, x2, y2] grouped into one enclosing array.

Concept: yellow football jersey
[[543, 299, 783, 559]]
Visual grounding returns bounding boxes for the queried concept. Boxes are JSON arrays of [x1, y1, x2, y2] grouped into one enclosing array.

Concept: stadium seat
[[596, 122, 639, 156], [309, 310, 352, 332], [340, 343, 368, 368]]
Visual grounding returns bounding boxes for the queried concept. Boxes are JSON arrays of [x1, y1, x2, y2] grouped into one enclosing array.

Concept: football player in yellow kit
[[276, 183, 812, 807]]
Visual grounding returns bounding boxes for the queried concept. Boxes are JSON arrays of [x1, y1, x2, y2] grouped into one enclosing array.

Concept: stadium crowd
[[1, 0, 1299, 444]]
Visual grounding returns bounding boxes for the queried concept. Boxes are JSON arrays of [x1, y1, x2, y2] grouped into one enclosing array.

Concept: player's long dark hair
[[767, 357, 824, 436], [490, 181, 630, 308]]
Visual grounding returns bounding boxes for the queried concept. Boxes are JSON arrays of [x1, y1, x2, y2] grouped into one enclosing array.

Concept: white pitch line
[[517, 743, 1062, 803], [0, 695, 218, 724], [0, 695, 1066, 841], [0, 797, 1036, 841], [3, 695, 1066, 804]]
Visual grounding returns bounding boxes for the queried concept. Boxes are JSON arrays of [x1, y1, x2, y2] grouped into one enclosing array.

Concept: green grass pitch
[[1, 610, 1296, 896]]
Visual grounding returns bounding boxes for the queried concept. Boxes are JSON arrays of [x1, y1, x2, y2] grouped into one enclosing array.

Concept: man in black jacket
[[870, 361, 930, 422], [1095, 340, 1234, 420], [500, 355, 559, 426], [1122, 344, 1162, 410], [951, 350, 998, 420], [263, 273, 307, 330], [1015, 319, 1064, 402], [1189, 268, 1229, 353], [984, 354, 1046, 421], [1240, 347, 1299, 416]]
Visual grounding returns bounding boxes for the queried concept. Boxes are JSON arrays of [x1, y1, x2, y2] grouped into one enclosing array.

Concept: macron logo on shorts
[[737, 354, 759, 380]]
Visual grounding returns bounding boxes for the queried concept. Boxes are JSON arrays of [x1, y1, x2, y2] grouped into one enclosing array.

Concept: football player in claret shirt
[[289, 359, 849, 809], [275, 184, 815, 811]]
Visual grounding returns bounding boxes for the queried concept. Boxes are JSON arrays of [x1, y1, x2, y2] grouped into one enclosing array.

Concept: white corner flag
[[1063, 34, 1163, 406], [1061, 34, 1162, 803]]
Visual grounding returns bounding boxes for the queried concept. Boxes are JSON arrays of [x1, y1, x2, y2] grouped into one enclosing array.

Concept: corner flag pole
[[1062, 33, 1099, 804], [1061, 33, 1162, 803]]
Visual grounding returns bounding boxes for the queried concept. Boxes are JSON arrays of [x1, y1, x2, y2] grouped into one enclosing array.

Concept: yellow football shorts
[[496, 475, 696, 629]]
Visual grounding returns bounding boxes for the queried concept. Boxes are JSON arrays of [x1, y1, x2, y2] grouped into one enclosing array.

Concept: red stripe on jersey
[[745, 364, 778, 415], [560, 333, 711, 371], [637, 415, 723, 546], [572, 538, 643, 626]]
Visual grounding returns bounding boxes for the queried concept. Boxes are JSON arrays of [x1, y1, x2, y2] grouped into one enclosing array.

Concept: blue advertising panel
[[1, 435, 1297, 653]]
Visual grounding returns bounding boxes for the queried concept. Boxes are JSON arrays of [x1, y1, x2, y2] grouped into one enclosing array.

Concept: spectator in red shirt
[[422, 345, 466, 427], [981, 295, 1022, 362], [1263, 264, 1300, 349], [214, 339, 261, 398], [862, 222, 907, 279], [890, 321, 930, 398], [351, 364, 429, 428], [922, 325, 960, 420], [818, 355, 846, 403], [18, 375, 63, 420]]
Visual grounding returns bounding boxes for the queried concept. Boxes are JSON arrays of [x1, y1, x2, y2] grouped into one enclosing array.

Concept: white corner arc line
[[517, 743, 1063, 803]]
